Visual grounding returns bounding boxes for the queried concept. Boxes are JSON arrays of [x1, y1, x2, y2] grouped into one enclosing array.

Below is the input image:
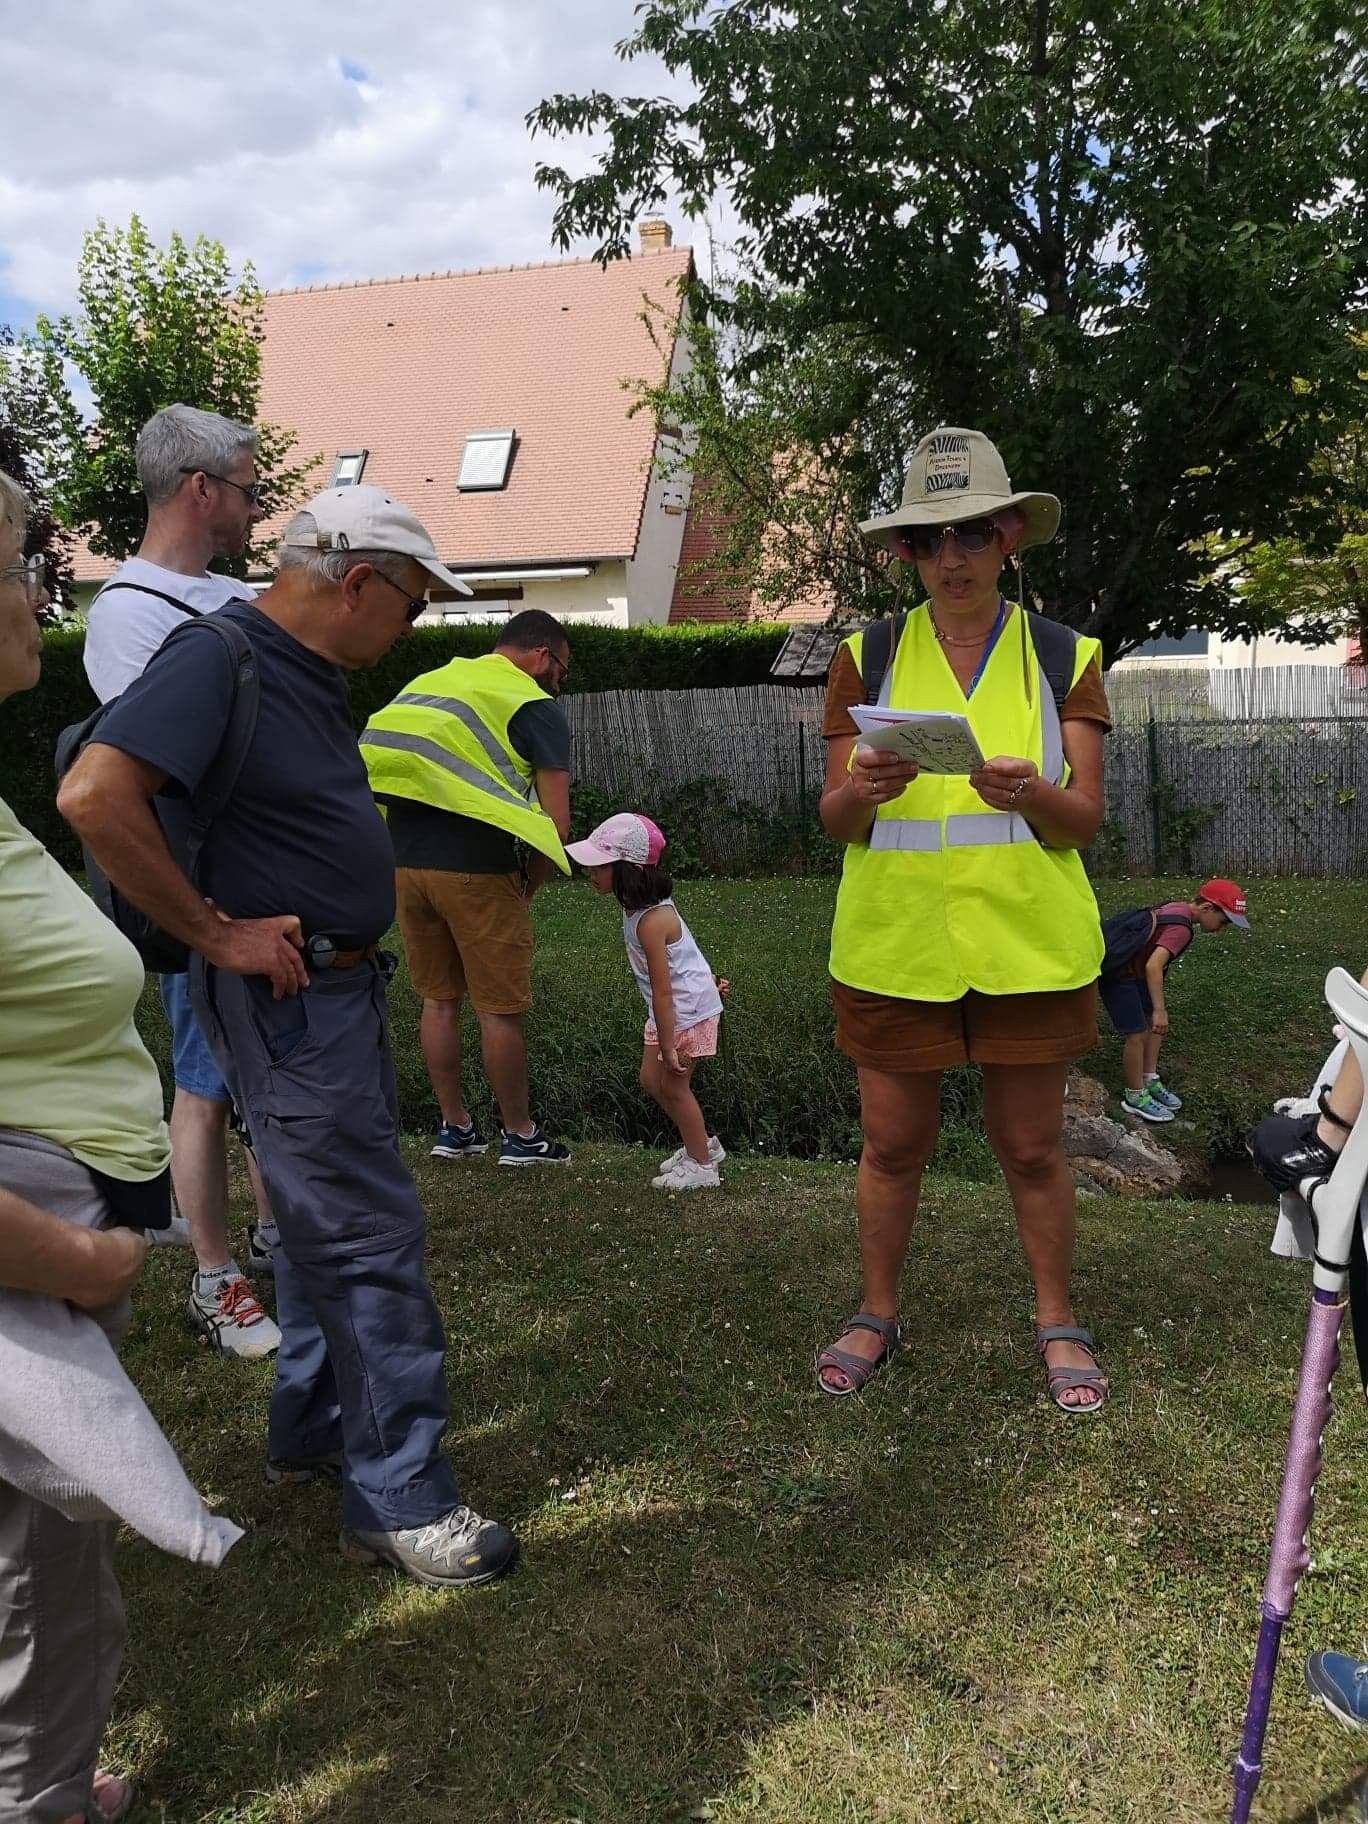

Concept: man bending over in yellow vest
[[362, 609, 573, 1165]]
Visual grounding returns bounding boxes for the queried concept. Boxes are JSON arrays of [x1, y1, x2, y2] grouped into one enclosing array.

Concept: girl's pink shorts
[[643, 1015, 720, 1059]]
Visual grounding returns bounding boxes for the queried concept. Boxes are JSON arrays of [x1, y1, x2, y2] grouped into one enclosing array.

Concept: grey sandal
[[815, 1312, 902, 1397], [1037, 1323, 1107, 1415]]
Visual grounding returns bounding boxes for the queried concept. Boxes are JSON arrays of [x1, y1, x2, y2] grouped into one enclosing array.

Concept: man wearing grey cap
[[58, 485, 517, 1589]]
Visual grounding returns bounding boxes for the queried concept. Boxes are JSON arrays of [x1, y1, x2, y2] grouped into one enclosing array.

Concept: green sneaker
[[1146, 1078, 1183, 1112], [1123, 1089, 1174, 1124]]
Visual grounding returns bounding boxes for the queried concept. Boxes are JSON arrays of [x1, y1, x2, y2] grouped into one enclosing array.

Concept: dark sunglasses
[[180, 468, 265, 506], [368, 568, 429, 623], [903, 518, 1000, 559]]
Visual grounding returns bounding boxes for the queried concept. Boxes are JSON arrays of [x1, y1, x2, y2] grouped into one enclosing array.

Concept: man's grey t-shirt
[[93, 601, 396, 943], [385, 697, 571, 874]]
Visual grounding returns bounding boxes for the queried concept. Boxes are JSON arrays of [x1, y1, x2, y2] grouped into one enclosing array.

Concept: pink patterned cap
[[565, 812, 666, 868]]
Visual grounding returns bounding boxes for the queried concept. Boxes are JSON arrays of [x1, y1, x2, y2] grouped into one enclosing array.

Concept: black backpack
[[1099, 905, 1194, 980], [858, 606, 1080, 711], [56, 616, 260, 974]]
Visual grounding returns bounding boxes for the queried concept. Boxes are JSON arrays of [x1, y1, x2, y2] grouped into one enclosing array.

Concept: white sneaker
[[151, 1214, 193, 1248], [658, 1135, 726, 1175], [187, 1273, 281, 1360], [652, 1156, 722, 1191]]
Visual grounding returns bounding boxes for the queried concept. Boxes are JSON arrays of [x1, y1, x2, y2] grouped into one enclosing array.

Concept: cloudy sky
[[0, 0, 716, 331]]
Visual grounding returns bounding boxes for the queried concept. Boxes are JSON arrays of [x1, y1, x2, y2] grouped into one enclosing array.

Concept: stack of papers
[[848, 706, 986, 774]]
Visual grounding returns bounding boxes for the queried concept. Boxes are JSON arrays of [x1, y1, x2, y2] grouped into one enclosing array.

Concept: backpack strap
[[1023, 610, 1078, 714], [91, 580, 203, 619], [860, 612, 907, 704], [159, 618, 261, 877]]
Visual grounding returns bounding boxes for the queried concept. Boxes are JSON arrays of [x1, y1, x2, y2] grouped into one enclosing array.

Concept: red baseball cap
[[1199, 878, 1250, 928]]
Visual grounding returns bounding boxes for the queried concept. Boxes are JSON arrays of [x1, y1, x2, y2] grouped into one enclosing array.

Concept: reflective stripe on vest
[[360, 728, 532, 813], [385, 693, 531, 799], [870, 811, 1036, 851], [829, 603, 1105, 1001]]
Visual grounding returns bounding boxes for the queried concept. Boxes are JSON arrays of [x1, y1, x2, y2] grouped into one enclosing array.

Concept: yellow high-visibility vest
[[829, 603, 1104, 1000], [360, 653, 569, 872]]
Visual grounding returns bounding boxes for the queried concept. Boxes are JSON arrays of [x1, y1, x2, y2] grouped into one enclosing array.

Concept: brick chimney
[[637, 217, 673, 253]]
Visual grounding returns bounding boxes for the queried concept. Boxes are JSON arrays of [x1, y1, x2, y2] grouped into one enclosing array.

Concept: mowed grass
[[111, 1145, 1368, 1823], [135, 873, 1368, 1176]]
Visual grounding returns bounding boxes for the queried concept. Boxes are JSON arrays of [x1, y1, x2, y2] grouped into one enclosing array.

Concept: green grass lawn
[[136, 871, 1368, 1177], [111, 1145, 1368, 1823]]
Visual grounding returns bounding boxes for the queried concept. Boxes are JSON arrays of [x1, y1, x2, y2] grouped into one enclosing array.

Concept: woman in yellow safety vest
[[815, 428, 1111, 1415]]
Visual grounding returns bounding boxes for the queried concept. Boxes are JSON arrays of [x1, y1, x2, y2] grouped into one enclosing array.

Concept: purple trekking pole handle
[[1231, 1290, 1344, 1822]]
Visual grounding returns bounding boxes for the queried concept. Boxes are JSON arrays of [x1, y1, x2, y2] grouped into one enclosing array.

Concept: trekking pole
[[1231, 966, 1368, 1822]]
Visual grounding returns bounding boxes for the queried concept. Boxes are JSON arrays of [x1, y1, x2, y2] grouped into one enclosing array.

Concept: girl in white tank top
[[565, 813, 727, 1191]]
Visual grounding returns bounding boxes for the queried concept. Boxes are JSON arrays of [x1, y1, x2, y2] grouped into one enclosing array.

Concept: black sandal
[[815, 1312, 902, 1397]]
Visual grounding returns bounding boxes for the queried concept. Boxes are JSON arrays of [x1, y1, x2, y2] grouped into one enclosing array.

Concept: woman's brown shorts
[[831, 978, 1097, 1073]]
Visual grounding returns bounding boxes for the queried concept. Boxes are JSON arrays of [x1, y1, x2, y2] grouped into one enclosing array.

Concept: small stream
[[1190, 1154, 1279, 1206]]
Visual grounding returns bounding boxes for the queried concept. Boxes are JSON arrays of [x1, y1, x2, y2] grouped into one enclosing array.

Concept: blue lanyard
[[964, 598, 1008, 700]]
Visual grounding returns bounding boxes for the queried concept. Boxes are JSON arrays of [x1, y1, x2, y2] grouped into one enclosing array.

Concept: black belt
[[303, 935, 380, 971]]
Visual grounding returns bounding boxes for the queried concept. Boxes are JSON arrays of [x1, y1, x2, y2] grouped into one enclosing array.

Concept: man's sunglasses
[[180, 468, 265, 506], [902, 519, 1000, 559], [369, 568, 429, 623]]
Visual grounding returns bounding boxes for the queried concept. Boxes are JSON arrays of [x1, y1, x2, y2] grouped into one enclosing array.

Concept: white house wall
[[622, 312, 696, 626], [431, 562, 633, 629]]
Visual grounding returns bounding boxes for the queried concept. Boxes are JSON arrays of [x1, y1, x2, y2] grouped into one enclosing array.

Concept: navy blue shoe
[[1306, 1650, 1368, 1727], [498, 1125, 571, 1166], [265, 1452, 344, 1486], [431, 1120, 488, 1160]]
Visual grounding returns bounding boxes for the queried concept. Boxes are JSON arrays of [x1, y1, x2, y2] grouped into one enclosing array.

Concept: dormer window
[[333, 450, 369, 486], [458, 430, 516, 492]]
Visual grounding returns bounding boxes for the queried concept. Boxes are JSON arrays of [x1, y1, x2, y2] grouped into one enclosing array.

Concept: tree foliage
[[0, 326, 75, 613], [531, 0, 1368, 655], [1231, 342, 1368, 651], [35, 217, 316, 570], [640, 303, 915, 624]]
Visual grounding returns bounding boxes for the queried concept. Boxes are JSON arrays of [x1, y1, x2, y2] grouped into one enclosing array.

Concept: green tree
[[0, 326, 75, 612], [641, 303, 915, 623], [1229, 351, 1368, 653], [36, 216, 316, 570], [531, 0, 1368, 655]]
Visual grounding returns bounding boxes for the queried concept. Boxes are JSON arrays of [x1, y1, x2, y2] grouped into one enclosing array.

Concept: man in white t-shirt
[[84, 403, 282, 1363]]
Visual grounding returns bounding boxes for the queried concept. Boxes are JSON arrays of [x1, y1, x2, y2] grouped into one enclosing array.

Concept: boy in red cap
[[1098, 879, 1250, 1123]]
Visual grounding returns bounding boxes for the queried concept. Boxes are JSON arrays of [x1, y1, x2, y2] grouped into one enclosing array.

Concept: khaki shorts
[[395, 869, 534, 1014], [831, 978, 1097, 1072]]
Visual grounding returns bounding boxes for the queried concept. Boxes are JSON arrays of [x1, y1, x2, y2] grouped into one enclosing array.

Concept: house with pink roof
[[73, 221, 720, 629]]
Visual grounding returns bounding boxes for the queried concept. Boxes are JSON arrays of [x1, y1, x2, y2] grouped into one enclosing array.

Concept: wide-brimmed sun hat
[[860, 427, 1061, 552]]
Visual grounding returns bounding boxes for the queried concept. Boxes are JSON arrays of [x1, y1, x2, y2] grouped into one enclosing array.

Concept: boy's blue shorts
[[1099, 974, 1153, 1038]]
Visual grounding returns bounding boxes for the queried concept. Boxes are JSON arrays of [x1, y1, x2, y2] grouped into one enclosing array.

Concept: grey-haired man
[[84, 403, 281, 1363], [59, 486, 516, 1588]]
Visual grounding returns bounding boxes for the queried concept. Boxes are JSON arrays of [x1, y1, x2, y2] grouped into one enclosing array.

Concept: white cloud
[[0, 0, 724, 324]]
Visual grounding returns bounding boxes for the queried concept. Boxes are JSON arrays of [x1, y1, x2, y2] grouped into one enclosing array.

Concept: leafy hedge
[[6, 621, 790, 867]]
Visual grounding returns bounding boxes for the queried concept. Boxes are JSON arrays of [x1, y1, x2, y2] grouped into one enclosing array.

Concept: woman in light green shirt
[[0, 471, 169, 1824]]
